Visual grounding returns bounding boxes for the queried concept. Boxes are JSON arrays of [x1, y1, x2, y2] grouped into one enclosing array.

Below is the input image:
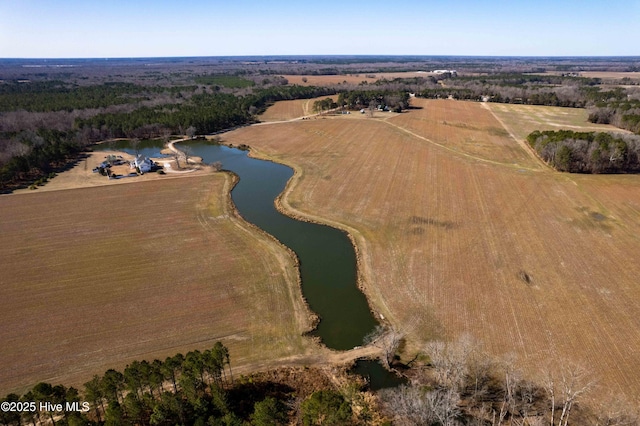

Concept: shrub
[[301, 390, 351, 426]]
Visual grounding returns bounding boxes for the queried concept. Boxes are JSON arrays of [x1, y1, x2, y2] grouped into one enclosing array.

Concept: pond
[[183, 143, 378, 350], [96, 138, 405, 386], [351, 360, 408, 391]]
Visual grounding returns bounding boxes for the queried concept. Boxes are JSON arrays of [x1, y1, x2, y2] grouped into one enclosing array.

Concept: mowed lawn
[[0, 174, 312, 394], [223, 99, 640, 401]]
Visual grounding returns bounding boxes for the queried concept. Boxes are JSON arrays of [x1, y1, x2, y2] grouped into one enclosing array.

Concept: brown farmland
[[0, 174, 314, 394], [282, 71, 436, 87], [486, 102, 629, 143], [258, 95, 337, 122], [223, 99, 640, 402], [538, 71, 640, 81]]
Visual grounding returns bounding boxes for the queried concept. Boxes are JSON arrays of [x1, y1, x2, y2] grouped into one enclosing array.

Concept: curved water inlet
[[185, 142, 379, 350], [98, 139, 403, 385]]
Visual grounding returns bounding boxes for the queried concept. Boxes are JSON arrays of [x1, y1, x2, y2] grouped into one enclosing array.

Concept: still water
[[184, 142, 378, 350], [100, 139, 403, 387]]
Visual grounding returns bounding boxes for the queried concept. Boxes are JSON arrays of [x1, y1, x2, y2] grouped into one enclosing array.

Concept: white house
[[433, 69, 458, 76], [131, 155, 154, 173]]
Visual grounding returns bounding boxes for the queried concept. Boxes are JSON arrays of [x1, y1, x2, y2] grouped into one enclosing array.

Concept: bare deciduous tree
[[368, 99, 377, 118], [543, 363, 595, 426], [379, 385, 461, 426], [172, 150, 181, 169], [592, 392, 640, 426], [130, 137, 141, 157], [182, 145, 192, 166], [161, 129, 171, 146], [363, 325, 403, 368], [425, 334, 475, 392]]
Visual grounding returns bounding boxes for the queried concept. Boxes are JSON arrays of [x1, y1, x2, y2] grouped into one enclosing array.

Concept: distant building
[[433, 70, 458, 76]]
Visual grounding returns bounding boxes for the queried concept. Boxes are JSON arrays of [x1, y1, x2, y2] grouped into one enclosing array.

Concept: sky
[[1, 0, 639, 58]]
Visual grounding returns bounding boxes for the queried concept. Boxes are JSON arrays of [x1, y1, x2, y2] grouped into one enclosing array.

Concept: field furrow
[[223, 101, 640, 401], [0, 174, 313, 394]]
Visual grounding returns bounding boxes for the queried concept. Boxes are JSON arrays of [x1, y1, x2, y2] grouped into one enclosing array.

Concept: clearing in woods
[[486, 102, 630, 143], [258, 95, 337, 122], [0, 174, 316, 394], [282, 72, 436, 87], [222, 98, 640, 402]]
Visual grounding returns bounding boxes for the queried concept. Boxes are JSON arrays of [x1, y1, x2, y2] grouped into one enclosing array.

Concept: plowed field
[[223, 99, 640, 402], [0, 174, 313, 394]]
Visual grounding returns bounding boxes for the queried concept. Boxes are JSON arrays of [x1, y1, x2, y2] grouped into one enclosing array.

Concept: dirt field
[[390, 99, 540, 167], [0, 173, 316, 394], [222, 99, 640, 403], [486, 102, 629, 143], [538, 71, 640, 81], [282, 72, 435, 87], [11, 151, 182, 194], [258, 95, 338, 122]]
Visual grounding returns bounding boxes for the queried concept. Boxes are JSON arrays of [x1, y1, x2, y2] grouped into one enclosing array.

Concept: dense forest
[[417, 73, 597, 107], [75, 85, 335, 140], [0, 82, 335, 191], [584, 87, 640, 134], [527, 130, 640, 173], [337, 90, 411, 112], [3, 58, 640, 191], [0, 129, 87, 190], [0, 81, 187, 113], [0, 342, 298, 426]]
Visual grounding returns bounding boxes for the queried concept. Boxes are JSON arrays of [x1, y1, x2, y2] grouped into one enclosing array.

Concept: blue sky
[[1, 0, 639, 58]]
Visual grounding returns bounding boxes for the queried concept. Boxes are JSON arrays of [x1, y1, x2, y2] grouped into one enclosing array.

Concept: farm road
[[253, 107, 341, 126], [231, 341, 386, 380], [480, 102, 548, 168], [382, 115, 543, 171]]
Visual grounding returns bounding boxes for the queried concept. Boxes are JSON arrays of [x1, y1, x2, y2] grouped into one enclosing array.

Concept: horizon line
[[2, 54, 640, 61]]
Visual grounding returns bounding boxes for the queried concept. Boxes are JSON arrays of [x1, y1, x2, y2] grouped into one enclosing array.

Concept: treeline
[[418, 85, 587, 108], [527, 130, 640, 173], [312, 97, 337, 113], [75, 85, 335, 140], [0, 84, 335, 190], [0, 129, 86, 190], [585, 87, 640, 133], [75, 94, 249, 140], [409, 73, 640, 129], [337, 90, 411, 112], [0, 342, 262, 425], [3, 338, 639, 425], [193, 75, 255, 89], [421, 86, 588, 107], [413, 72, 598, 107], [0, 81, 187, 113], [0, 342, 375, 426], [248, 84, 336, 112]]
